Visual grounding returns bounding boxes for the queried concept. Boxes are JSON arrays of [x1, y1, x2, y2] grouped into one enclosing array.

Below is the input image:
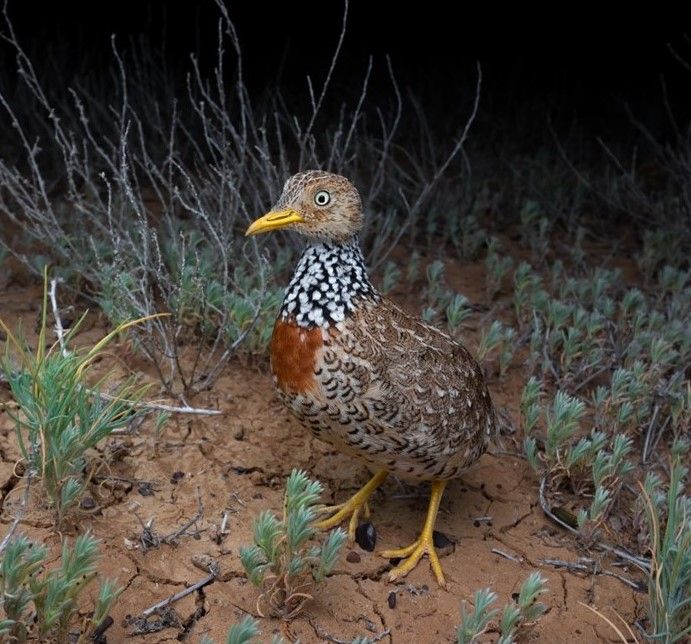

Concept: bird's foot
[[313, 470, 388, 540], [381, 532, 446, 588], [380, 479, 449, 588], [314, 499, 369, 540]]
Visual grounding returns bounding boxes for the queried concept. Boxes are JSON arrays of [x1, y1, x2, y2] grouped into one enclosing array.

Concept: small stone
[[170, 471, 185, 484], [80, 496, 96, 510], [249, 471, 264, 485], [123, 538, 136, 550], [387, 591, 397, 609], [137, 482, 154, 497], [432, 530, 455, 557], [355, 522, 377, 552], [192, 553, 216, 572], [345, 550, 361, 563], [233, 426, 245, 440]]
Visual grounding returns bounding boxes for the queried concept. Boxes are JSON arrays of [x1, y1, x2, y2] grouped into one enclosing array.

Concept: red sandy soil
[[0, 254, 646, 643]]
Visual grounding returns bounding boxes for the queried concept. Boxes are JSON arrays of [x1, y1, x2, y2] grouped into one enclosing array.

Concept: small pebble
[[192, 553, 216, 572], [387, 591, 397, 609], [355, 521, 377, 552], [170, 471, 185, 484], [346, 550, 361, 563], [433, 530, 455, 557], [80, 496, 96, 510], [432, 530, 452, 548], [233, 426, 245, 440], [137, 482, 154, 497]]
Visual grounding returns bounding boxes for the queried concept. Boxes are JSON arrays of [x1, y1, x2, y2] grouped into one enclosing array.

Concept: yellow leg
[[314, 470, 389, 540], [380, 480, 448, 587]]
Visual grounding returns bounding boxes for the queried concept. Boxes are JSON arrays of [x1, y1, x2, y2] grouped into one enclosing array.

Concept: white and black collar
[[280, 237, 379, 328]]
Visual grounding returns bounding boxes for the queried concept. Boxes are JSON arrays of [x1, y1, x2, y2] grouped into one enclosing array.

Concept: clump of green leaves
[[450, 214, 487, 260], [637, 229, 685, 282], [456, 572, 548, 644], [98, 237, 279, 394], [639, 441, 691, 643], [406, 251, 421, 283], [513, 262, 543, 328], [239, 470, 346, 619], [523, 385, 634, 537], [485, 238, 514, 301], [199, 615, 288, 644], [446, 293, 473, 333], [519, 200, 551, 263], [224, 617, 261, 644], [0, 272, 151, 524], [0, 533, 120, 643], [425, 259, 448, 309], [477, 320, 517, 378]]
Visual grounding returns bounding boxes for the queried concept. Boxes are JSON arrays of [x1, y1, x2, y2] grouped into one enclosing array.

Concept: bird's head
[[245, 170, 363, 243]]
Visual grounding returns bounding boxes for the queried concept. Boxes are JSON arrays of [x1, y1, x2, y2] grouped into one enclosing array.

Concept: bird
[[245, 170, 495, 586]]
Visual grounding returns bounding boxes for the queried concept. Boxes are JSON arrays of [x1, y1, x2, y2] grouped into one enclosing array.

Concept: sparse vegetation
[[0, 533, 120, 643], [240, 470, 346, 619], [0, 273, 151, 524], [639, 441, 691, 643], [198, 615, 277, 644], [456, 572, 549, 644]]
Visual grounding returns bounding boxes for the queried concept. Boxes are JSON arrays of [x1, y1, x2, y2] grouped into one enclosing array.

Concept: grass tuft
[[0, 270, 153, 524]]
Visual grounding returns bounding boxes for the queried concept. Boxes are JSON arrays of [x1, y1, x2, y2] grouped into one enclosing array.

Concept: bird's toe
[[382, 535, 447, 588]]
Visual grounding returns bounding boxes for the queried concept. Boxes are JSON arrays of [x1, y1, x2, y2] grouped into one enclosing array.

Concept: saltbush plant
[[0, 533, 120, 643], [523, 385, 634, 536], [456, 572, 548, 644], [240, 470, 346, 619]]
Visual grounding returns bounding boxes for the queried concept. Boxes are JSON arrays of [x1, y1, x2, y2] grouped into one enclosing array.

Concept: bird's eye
[[314, 190, 331, 207]]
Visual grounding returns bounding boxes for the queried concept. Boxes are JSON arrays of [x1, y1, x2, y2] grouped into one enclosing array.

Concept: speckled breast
[[269, 316, 372, 456], [268, 237, 494, 481]]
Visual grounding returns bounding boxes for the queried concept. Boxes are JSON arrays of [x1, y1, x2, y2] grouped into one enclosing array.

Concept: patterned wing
[[323, 298, 494, 478]]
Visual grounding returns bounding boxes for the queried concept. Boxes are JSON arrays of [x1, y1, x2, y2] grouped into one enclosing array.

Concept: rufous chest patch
[[270, 318, 323, 394]]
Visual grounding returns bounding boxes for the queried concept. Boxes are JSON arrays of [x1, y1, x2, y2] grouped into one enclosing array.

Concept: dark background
[[3, 1, 689, 129]]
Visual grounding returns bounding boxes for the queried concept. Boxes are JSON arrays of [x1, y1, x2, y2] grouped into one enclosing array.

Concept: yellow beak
[[245, 209, 304, 236]]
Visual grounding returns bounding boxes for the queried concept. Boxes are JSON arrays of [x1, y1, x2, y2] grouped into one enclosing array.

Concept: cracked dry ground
[[0, 280, 644, 643]]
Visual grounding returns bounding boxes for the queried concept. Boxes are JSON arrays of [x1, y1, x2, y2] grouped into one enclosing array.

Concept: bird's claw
[[312, 470, 388, 539], [314, 500, 367, 540], [381, 534, 446, 588]]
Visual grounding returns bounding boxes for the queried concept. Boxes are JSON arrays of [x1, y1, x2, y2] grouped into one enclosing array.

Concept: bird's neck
[[279, 236, 380, 328]]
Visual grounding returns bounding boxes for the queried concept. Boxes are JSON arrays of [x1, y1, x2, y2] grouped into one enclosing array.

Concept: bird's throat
[[279, 238, 379, 329]]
